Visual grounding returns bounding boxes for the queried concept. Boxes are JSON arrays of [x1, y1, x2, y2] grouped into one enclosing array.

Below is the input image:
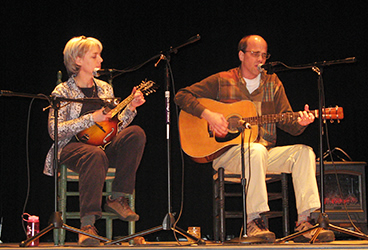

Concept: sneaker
[[247, 217, 276, 243], [104, 195, 139, 221], [293, 217, 335, 243], [78, 225, 100, 246]]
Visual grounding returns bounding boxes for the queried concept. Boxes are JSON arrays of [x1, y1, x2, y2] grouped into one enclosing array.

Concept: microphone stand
[[228, 126, 266, 244], [271, 58, 368, 243], [0, 91, 111, 246], [104, 34, 205, 245]]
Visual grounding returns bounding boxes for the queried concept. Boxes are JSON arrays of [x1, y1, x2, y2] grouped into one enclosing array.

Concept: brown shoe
[[247, 217, 276, 243], [78, 225, 100, 246], [104, 195, 139, 221], [293, 217, 335, 243]]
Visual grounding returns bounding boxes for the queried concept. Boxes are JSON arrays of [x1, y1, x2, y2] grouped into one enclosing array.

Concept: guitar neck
[[244, 110, 319, 125], [109, 94, 134, 117], [101, 80, 156, 118]]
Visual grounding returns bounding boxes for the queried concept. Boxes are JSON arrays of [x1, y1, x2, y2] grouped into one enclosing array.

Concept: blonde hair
[[63, 36, 103, 76]]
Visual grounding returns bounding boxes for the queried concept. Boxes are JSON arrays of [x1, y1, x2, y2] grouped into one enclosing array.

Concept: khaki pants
[[213, 143, 320, 217]]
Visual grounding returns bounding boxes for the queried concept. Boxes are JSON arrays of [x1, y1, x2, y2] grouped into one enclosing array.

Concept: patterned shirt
[[43, 76, 137, 176], [174, 67, 306, 149]]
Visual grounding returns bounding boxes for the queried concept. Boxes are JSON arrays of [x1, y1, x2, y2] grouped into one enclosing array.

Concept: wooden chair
[[55, 164, 135, 245], [213, 167, 290, 242]]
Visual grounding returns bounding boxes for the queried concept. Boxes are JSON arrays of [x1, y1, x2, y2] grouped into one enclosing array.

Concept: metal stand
[[104, 35, 205, 246], [273, 58, 368, 243], [228, 126, 267, 244], [0, 90, 109, 246], [25, 96, 112, 246]]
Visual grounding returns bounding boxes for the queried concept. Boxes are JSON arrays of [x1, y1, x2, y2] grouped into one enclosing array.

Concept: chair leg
[[281, 173, 289, 236], [105, 217, 113, 239], [218, 167, 226, 243], [105, 180, 114, 239], [213, 172, 220, 242], [55, 164, 67, 245], [128, 191, 135, 236], [212, 167, 227, 243]]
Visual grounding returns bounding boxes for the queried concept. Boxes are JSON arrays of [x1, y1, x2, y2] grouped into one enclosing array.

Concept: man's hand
[[201, 109, 229, 137], [297, 104, 315, 126]]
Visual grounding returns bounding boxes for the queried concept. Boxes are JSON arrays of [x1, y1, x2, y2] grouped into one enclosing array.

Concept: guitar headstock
[[137, 80, 158, 96], [320, 106, 344, 123]]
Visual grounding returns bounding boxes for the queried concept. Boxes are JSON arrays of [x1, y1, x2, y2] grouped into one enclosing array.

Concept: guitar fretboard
[[244, 108, 342, 125], [110, 95, 134, 117], [244, 111, 306, 125]]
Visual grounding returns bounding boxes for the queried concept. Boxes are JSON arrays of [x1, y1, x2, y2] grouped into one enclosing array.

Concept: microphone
[[93, 68, 116, 77], [257, 64, 264, 73], [187, 34, 201, 44], [155, 54, 165, 67], [238, 120, 252, 129], [170, 34, 201, 54], [258, 62, 281, 74], [0, 90, 14, 96]]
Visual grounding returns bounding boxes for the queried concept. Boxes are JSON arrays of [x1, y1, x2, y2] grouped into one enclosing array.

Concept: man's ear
[[238, 50, 244, 62]]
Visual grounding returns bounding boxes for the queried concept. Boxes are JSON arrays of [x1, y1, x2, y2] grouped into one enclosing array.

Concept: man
[[174, 35, 334, 243]]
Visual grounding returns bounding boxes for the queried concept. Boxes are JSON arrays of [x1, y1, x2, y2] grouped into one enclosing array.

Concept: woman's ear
[[75, 56, 82, 66]]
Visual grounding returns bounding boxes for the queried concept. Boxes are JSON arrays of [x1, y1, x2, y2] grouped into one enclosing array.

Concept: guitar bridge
[[79, 134, 90, 143], [95, 122, 106, 133]]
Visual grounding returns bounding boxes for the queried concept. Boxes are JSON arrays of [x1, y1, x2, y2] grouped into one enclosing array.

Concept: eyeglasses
[[243, 50, 271, 60]]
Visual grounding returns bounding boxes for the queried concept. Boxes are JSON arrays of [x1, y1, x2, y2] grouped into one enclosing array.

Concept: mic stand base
[[104, 212, 205, 245], [19, 212, 110, 247], [275, 212, 368, 243]]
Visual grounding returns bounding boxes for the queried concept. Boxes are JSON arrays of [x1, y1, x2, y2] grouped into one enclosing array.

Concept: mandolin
[[77, 80, 156, 147]]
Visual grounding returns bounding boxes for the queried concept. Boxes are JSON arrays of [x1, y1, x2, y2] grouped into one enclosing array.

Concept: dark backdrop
[[1, 0, 367, 243]]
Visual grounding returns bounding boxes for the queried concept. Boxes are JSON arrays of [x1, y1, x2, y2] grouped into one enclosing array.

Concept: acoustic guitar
[[77, 80, 156, 147], [178, 98, 343, 163]]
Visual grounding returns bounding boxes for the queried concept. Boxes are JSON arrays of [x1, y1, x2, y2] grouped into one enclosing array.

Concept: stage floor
[[2, 240, 368, 250]]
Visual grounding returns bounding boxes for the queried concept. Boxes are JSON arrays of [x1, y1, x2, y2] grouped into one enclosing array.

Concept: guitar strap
[[79, 81, 101, 116]]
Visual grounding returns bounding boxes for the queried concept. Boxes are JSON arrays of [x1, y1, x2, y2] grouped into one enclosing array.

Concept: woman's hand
[[128, 87, 146, 111], [92, 108, 112, 123]]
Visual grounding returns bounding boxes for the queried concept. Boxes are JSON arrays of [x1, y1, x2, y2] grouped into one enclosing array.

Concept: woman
[[44, 36, 146, 246]]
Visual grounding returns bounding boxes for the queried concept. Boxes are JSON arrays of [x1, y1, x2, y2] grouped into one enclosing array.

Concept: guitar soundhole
[[215, 115, 241, 143], [227, 115, 242, 133]]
